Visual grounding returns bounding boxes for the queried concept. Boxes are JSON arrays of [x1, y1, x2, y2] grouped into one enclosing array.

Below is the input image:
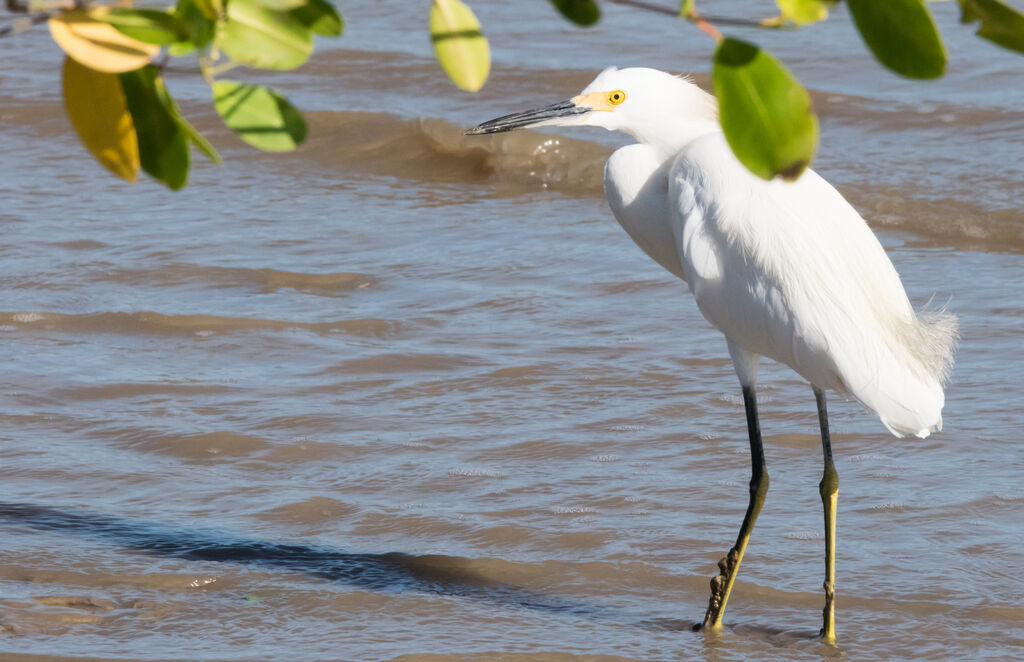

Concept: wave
[[295, 110, 609, 196], [0, 311, 400, 338], [86, 264, 376, 296], [291, 108, 1023, 252], [839, 184, 1024, 252]]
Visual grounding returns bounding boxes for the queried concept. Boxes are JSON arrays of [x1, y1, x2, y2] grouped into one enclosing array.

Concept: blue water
[[0, 2, 1022, 660]]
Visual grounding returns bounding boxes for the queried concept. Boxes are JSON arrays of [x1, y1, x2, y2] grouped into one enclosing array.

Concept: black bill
[[465, 100, 589, 135]]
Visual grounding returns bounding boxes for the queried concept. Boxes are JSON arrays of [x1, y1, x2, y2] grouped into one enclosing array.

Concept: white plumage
[[586, 67, 957, 437]]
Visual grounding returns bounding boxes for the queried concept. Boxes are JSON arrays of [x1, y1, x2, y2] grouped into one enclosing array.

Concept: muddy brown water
[[1, 2, 1023, 661]]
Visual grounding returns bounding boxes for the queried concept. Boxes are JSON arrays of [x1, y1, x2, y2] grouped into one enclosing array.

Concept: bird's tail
[[913, 303, 959, 386], [873, 302, 958, 438]]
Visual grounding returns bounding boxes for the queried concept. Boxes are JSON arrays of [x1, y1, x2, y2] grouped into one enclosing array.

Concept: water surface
[[1, 2, 1022, 661]]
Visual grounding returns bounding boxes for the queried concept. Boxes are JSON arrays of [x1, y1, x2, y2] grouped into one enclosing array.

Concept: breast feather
[[604, 144, 686, 280]]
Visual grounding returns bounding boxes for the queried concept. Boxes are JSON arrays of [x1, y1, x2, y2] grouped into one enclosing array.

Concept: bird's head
[[466, 67, 718, 155]]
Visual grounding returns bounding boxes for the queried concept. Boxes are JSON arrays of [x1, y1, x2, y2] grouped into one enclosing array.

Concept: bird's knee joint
[[749, 471, 770, 497], [819, 469, 838, 498]]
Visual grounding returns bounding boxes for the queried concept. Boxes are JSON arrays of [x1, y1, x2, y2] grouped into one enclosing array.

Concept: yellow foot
[[819, 580, 837, 645], [701, 548, 739, 629], [692, 619, 724, 632]]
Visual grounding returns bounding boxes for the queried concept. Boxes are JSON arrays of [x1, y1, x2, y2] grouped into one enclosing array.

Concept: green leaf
[[847, 0, 947, 79], [168, 41, 196, 56], [218, 0, 314, 70], [98, 8, 191, 45], [713, 38, 818, 181], [430, 0, 490, 92], [125, 64, 220, 164], [679, 0, 695, 17], [290, 0, 343, 37], [212, 81, 308, 151], [150, 81, 222, 164], [549, 0, 601, 26], [120, 66, 190, 189], [958, 0, 1024, 53], [191, 0, 222, 20], [776, 0, 832, 24], [173, 0, 216, 51]]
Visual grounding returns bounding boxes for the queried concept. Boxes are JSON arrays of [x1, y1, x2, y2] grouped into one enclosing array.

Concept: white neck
[[626, 117, 721, 162], [619, 82, 720, 162]]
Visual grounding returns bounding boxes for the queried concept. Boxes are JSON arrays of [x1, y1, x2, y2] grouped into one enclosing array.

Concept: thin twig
[[608, 0, 677, 17], [5, 0, 80, 12], [1, 0, 81, 38], [608, 0, 794, 29], [0, 11, 56, 37]]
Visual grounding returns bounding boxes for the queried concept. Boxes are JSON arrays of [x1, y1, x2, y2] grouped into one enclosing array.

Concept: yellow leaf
[[776, 0, 830, 24], [430, 0, 490, 92], [49, 8, 159, 74], [63, 56, 140, 182]]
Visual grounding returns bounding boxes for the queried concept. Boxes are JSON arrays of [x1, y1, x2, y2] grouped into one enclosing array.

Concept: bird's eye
[[608, 90, 626, 106]]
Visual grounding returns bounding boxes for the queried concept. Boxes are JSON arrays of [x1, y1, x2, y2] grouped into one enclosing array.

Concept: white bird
[[467, 67, 957, 642]]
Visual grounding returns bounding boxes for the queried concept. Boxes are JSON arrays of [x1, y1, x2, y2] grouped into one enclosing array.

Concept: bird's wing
[[668, 133, 947, 436]]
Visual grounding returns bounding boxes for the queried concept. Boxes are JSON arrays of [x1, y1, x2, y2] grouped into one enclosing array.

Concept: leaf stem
[[691, 14, 723, 42], [208, 60, 242, 77]]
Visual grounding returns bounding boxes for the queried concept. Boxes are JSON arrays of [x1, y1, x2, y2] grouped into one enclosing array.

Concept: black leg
[[701, 385, 769, 631], [814, 386, 838, 644]]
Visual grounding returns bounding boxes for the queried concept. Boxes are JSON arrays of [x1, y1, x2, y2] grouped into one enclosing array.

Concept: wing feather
[[668, 133, 955, 437]]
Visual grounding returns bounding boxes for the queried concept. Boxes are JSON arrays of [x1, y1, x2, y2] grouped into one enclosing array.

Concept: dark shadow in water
[[0, 501, 624, 623]]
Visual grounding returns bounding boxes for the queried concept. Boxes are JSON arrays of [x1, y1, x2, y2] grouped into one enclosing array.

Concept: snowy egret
[[467, 67, 957, 642]]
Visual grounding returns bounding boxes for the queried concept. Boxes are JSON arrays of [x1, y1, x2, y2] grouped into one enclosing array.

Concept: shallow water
[[1, 1, 1023, 661]]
